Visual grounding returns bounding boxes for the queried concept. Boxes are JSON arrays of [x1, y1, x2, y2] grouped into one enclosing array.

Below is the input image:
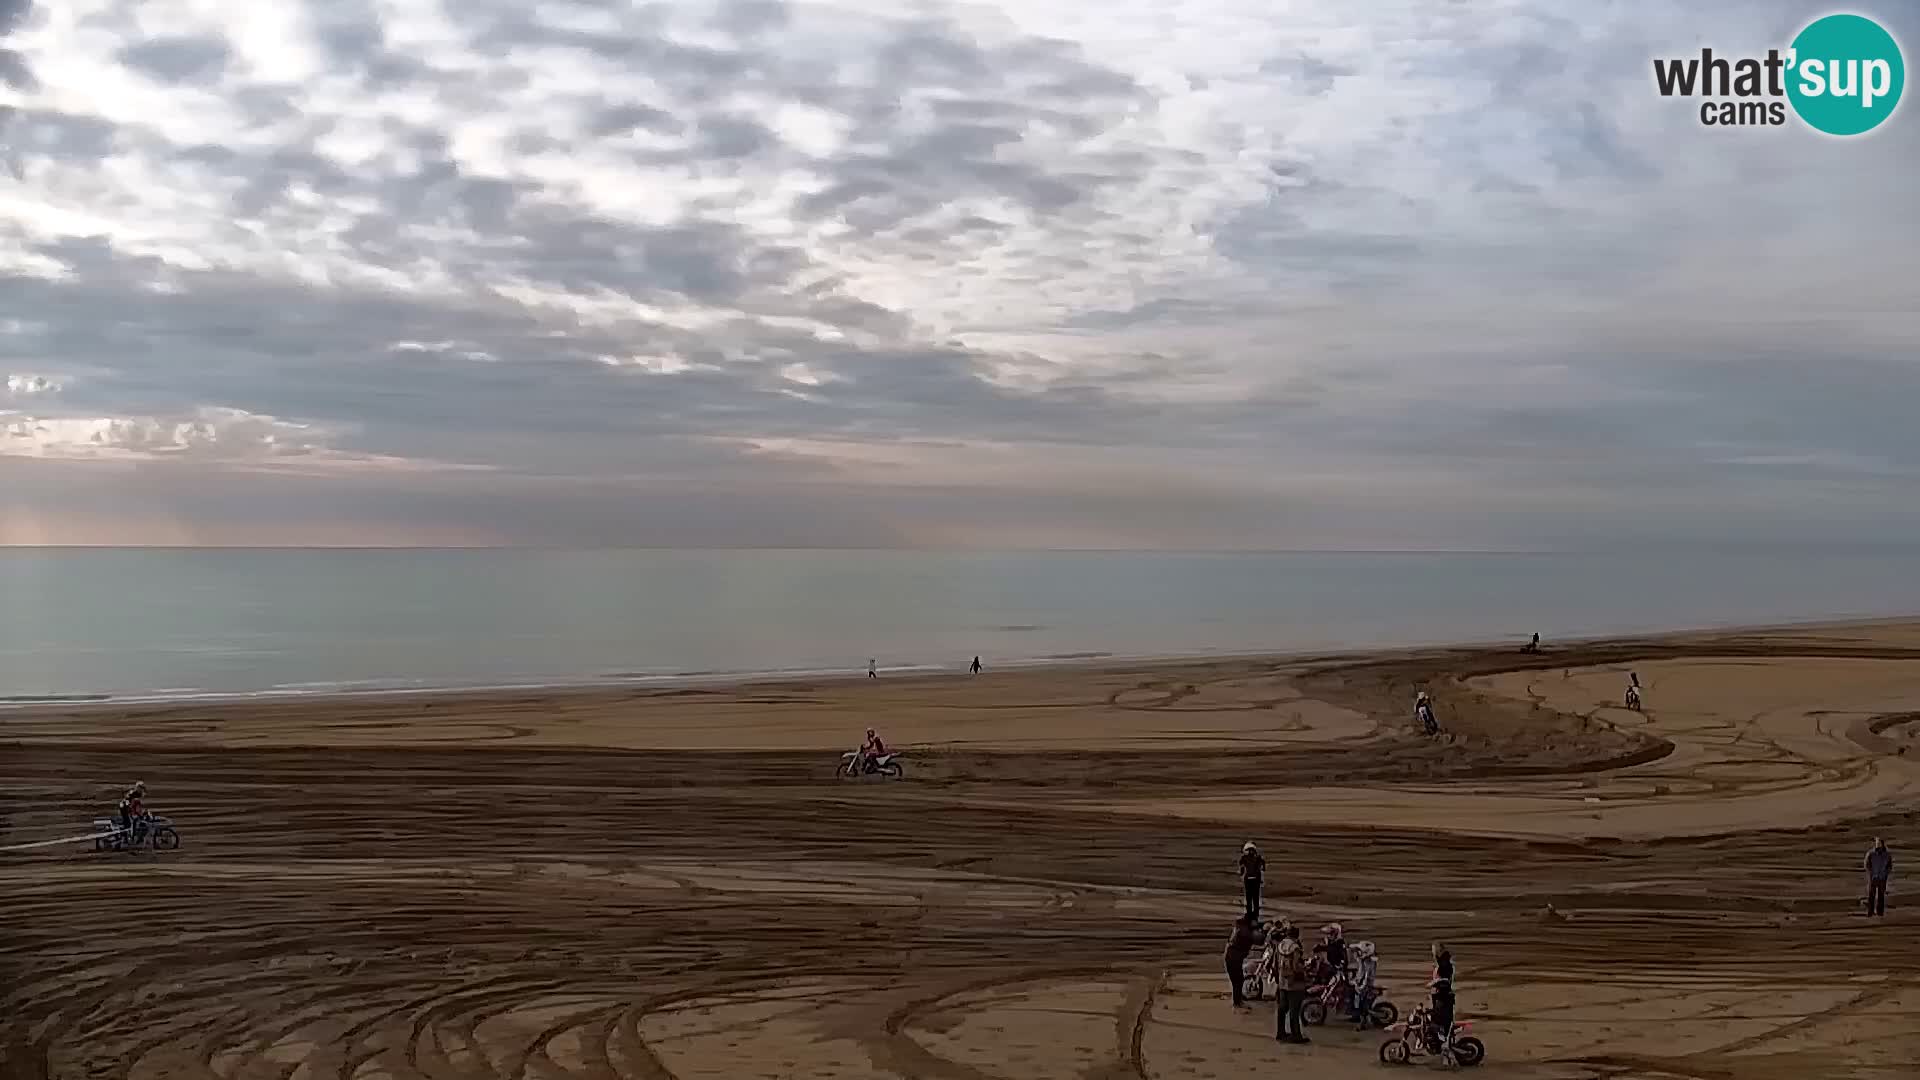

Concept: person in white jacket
[[1349, 941, 1380, 1028]]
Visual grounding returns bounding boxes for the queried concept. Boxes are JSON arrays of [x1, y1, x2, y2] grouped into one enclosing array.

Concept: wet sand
[[3, 620, 1916, 1079]]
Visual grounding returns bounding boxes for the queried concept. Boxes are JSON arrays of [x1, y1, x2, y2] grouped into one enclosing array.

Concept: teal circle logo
[[1787, 14, 1905, 135]]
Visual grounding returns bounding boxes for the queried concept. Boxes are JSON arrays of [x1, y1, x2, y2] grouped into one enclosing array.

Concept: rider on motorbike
[[1322, 923, 1348, 976], [858, 728, 888, 774], [1424, 943, 1456, 1053], [117, 780, 148, 841]]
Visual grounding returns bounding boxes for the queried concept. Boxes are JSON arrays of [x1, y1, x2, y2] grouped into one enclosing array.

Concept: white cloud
[[5, 373, 65, 396]]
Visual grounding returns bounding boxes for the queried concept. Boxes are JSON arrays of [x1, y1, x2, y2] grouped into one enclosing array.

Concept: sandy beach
[[3, 620, 1916, 1079]]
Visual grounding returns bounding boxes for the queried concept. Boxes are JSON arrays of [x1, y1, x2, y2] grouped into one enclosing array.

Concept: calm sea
[[3, 548, 1920, 703]]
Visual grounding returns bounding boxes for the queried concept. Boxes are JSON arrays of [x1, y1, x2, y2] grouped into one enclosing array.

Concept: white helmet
[[1243, 840, 1258, 852], [1416, 691, 1430, 703], [1353, 941, 1376, 960]]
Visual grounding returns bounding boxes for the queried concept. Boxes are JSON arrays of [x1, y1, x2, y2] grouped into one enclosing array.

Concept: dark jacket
[[1225, 921, 1256, 962], [1239, 850, 1264, 881], [1866, 846, 1893, 880]]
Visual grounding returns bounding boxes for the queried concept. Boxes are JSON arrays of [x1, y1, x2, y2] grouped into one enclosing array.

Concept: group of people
[[1232, 842, 1451, 1047], [1224, 910, 1455, 1050]]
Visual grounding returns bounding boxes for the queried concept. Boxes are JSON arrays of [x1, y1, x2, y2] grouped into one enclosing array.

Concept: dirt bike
[[837, 749, 903, 779], [92, 813, 181, 852], [1242, 947, 1279, 1000], [1624, 686, 1642, 711], [1302, 973, 1399, 1028], [1378, 1005, 1484, 1067]]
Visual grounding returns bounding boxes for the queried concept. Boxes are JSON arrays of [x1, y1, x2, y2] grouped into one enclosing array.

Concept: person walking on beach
[[1274, 929, 1310, 1043], [1238, 841, 1265, 918], [970, 656, 982, 675], [1865, 838, 1893, 916], [1224, 914, 1256, 1008], [867, 658, 877, 679]]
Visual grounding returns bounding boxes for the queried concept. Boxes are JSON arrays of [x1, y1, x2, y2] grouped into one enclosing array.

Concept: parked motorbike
[[1302, 973, 1399, 1028]]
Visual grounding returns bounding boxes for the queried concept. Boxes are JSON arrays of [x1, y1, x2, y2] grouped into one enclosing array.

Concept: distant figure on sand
[[970, 656, 982, 675], [1416, 692, 1438, 736], [1522, 632, 1540, 653], [1239, 841, 1265, 918], [868, 659, 877, 679], [1225, 914, 1256, 1007], [1865, 838, 1893, 917]]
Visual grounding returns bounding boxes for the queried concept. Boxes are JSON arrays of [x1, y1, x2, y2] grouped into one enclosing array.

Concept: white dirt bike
[[93, 813, 181, 852], [837, 749, 904, 779]]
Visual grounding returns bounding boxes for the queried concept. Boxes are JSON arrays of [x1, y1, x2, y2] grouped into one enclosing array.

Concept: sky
[[2, 0, 1917, 549]]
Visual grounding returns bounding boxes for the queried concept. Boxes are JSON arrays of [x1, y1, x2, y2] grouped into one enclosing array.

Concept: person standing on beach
[[1238, 841, 1265, 918], [1865, 838, 1893, 916], [1274, 930, 1309, 1043], [867, 659, 877, 679], [970, 656, 982, 675], [1224, 914, 1256, 1008]]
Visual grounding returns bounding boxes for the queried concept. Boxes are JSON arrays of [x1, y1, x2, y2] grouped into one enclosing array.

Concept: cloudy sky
[[2, 0, 1916, 548]]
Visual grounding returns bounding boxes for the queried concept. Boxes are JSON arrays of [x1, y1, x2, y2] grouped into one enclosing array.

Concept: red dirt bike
[[1302, 971, 1398, 1028], [1378, 1005, 1485, 1067]]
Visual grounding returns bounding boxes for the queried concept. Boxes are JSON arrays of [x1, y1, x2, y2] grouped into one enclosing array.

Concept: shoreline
[[6, 609, 1919, 715]]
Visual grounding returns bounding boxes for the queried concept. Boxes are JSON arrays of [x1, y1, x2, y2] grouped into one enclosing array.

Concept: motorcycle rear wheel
[[1453, 1036, 1486, 1067], [1370, 1000, 1399, 1027]]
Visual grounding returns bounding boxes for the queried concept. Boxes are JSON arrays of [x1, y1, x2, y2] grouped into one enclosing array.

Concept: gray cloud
[[116, 35, 232, 83], [0, 0, 34, 91]]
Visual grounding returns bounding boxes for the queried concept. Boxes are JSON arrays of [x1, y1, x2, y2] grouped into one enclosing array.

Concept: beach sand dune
[[3, 621, 1916, 1078]]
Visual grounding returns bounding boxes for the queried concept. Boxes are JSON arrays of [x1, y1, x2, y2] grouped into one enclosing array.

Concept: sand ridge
[[3, 621, 1917, 1079]]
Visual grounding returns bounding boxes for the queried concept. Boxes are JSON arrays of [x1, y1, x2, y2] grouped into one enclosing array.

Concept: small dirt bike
[[1379, 1006, 1484, 1067], [1242, 946, 1279, 1000], [92, 813, 181, 852], [1302, 973, 1399, 1028], [837, 749, 903, 779]]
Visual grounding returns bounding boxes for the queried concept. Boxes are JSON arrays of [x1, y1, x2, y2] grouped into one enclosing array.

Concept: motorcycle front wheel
[[1301, 999, 1327, 1026], [1379, 1039, 1410, 1065], [879, 762, 903, 778], [152, 827, 180, 851], [1453, 1036, 1485, 1067]]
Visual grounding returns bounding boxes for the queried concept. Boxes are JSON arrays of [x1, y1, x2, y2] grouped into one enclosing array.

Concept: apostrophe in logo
[[1787, 13, 1904, 135], [1651, 12, 1905, 135]]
